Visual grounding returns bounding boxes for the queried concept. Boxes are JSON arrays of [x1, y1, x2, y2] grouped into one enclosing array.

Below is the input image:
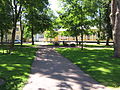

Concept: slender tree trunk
[[110, 0, 120, 57], [20, 13, 24, 46], [1, 30, 4, 45], [11, 24, 17, 47], [75, 36, 78, 45], [11, 1, 22, 47], [5, 32, 8, 43], [97, 31, 100, 44], [21, 26, 24, 46], [97, 8, 102, 44], [31, 25, 34, 45], [81, 31, 84, 50], [106, 36, 110, 46]]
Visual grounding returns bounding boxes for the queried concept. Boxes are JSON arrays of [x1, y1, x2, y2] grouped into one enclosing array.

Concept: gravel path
[[23, 46, 111, 90]]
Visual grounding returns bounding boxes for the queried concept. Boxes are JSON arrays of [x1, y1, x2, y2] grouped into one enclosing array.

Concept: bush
[[63, 41, 69, 46], [70, 43, 76, 47], [64, 44, 69, 46]]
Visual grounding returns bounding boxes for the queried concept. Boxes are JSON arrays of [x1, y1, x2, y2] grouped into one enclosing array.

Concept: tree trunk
[[21, 26, 24, 46], [31, 25, 34, 45], [20, 14, 24, 46], [106, 36, 110, 46], [75, 36, 78, 45], [11, 25, 17, 47], [5, 32, 8, 43], [97, 8, 102, 44], [11, 2, 22, 47], [97, 31, 100, 44], [110, 0, 120, 57], [1, 30, 4, 45], [81, 31, 84, 50]]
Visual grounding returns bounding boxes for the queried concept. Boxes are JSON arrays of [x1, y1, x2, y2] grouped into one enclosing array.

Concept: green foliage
[[44, 30, 58, 39], [60, 31, 71, 36], [0, 0, 12, 42], [23, 27, 31, 39], [58, 0, 92, 38], [25, 0, 52, 33], [56, 48, 120, 88]]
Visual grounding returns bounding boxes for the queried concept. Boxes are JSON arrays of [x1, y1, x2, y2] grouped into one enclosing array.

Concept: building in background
[[0, 24, 21, 43]]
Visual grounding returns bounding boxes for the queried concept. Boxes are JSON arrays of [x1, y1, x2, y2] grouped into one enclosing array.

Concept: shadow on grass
[[0, 46, 37, 90], [56, 48, 120, 88]]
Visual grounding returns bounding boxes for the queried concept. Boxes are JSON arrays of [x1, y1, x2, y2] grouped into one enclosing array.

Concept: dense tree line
[[0, 0, 120, 57], [0, 0, 52, 47], [55, 0, 120, 57]]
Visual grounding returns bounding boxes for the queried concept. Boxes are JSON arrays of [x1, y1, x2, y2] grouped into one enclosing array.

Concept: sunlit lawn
[[56, 48, 120, 88], [0, 44, 38, 90], [84, 44, 113, 48]]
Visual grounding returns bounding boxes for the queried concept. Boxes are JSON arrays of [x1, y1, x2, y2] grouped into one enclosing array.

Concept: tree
[[110, 0, 120, 57], [25, 0, 51, 45], [10, 0, 22, 47], [44, 30, 58, 41], [0, 0, 12, 45], [58, 0, 91, 48], [102, 0, 112, 46]]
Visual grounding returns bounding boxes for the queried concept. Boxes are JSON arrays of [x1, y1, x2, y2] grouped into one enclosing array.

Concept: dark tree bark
[[105, 1, 112, 46], [110, 0, 120, 57], [5, 33, 8, 43], [75, 36, 78, 45], [20, 12, 24, 46], [81, 30, 84, 50], [31, 25, 34, 45], [106, 36, 110, 46], [11, 1, 22, 47], [0, 30, 4, 45], [97, 31, 100, 44]]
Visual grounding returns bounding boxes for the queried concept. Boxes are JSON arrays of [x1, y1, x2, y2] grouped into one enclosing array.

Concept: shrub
[[63, 41, 69, 46], [70, 43, 76, 47]]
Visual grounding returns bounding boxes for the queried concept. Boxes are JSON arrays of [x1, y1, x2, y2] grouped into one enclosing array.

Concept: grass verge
[[0, 44, 38, 90], [56, 48, 120, 88], [83, 44, 113, 48]]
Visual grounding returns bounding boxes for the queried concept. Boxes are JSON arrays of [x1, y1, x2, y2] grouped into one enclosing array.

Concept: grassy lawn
[[0, 44, 38, 90], [48, 42, 113, 48], [56, 48, 120, 88], [84, 44, 113, 48]]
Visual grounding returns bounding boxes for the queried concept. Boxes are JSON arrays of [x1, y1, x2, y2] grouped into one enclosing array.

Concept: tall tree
[[11, 0, 22, 47], [102, 0, 112, 46], [0, 0, 12, 45], [110, 0, 120, 57], [25, 0, 51, 45], [58, 0, 91, 47]]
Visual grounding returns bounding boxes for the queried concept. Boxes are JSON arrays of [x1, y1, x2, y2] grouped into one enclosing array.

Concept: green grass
[[47, 43, 63, 46], [56, 48, 120, 88], [48, 43, 113, 48], [0, 44, 38, 90], [84, 44, 113, 48]]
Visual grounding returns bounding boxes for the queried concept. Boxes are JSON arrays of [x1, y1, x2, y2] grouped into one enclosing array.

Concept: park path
[[23, 46, 111, 90]]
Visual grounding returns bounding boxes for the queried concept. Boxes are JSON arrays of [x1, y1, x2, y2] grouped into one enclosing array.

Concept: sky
[[48, 0, 62, 16]]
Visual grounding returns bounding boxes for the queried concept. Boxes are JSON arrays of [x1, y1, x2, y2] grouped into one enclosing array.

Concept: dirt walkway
[[23, 46, 111, 90]]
